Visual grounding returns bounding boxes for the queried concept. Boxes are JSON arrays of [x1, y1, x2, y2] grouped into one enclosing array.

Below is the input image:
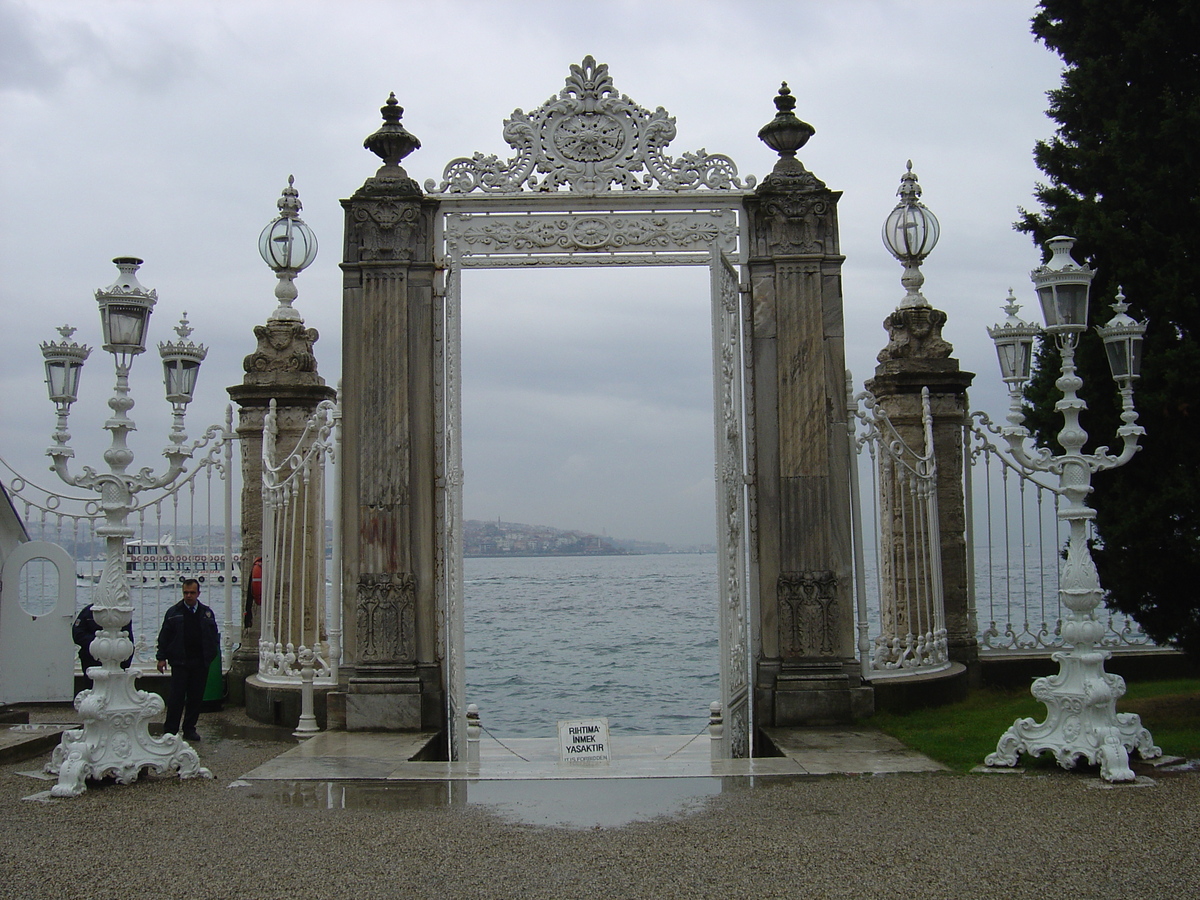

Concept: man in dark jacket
[[156, 579, 220, 741]]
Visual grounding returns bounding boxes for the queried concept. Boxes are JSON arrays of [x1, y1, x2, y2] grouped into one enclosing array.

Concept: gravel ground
[[2, 705, 1196, 900]]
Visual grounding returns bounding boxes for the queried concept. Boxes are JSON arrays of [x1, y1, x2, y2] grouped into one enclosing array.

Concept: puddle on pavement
[[242, 777, 763, 828], [203, 721, 299, 743], [145, 721, 299, 744]]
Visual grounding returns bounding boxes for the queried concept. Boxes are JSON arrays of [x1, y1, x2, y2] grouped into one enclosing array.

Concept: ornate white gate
[[711, 249, 750, 757], [429, 57, 755, 759]]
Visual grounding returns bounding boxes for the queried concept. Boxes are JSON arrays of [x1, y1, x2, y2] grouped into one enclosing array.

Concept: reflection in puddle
[[247, 777, 740, 827], [205, 722, 299, 744], [152, 721, 299, 744]]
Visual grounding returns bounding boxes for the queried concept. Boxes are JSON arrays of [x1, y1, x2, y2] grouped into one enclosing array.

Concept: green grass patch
[[870, 678, 1200, 772]]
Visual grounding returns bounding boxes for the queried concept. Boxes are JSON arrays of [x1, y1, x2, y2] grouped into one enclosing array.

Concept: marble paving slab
[[239, 726, 944, 782]]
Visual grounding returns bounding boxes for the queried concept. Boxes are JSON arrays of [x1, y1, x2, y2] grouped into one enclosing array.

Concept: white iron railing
[[849, 377, 1158, 675], [966, 410, 1154, 653], [258, 397, 340, 684], [3, 408, 240, 669], [850, 384, 949, 678]]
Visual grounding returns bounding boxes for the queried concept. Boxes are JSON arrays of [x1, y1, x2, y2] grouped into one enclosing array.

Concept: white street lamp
[[97, 257, 156, 363], [1096, 287, 1147, 384], [159, 314, 208, 447], [984, 236, 1159, 782], [259, 175, 317, 322], [882, 161, 940, 308], [40, 326, 92, 459], [44, 257, 212, 797], [986, 289, 1041, 434]]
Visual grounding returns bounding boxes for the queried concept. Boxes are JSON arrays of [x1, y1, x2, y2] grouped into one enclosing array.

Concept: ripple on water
[[465, 554, 721, 737]]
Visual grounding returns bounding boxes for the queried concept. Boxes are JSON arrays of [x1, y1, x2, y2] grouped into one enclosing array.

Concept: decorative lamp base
[[45, 667, 212, 797], [985, 648, 1161, 782]]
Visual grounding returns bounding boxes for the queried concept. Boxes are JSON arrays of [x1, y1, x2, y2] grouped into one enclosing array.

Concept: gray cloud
[[0, 1, 1064, 546]]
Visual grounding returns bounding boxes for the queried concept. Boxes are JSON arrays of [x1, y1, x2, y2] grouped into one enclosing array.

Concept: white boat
[[123, 536, 242, 586]]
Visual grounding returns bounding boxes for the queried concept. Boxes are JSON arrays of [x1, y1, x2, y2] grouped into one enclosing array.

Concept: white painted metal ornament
[[711, 249, 750, 757], [444, 209, 739, 267], [984, 237, 1158, 782], [40, 325, 92, 459], [882, 162, 940, 309], [427, 56, 750, 194], [259, 176, 317, 322], [427, 58, 755, 759], [292, 645, 320, 739], [48, 606, 211, 793], [258, 399, 340, 686], [42, 258, 212, 796], [851, 387, 950, 676]]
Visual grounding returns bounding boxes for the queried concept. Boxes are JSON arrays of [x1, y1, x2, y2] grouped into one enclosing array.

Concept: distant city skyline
[[1, 1, 1065, 546]]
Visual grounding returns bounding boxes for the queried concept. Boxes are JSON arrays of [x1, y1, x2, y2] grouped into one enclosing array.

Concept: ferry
[[123, 537, 242, 586]]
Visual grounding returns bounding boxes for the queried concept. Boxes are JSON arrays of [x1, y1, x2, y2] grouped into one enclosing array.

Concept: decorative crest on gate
[[426, 56, 750, 194]]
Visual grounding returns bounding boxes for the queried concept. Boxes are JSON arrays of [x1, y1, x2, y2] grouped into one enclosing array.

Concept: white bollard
[[466, 703, 481, 768], [708, 700, 724, 761], [292, 646, 320, 739]]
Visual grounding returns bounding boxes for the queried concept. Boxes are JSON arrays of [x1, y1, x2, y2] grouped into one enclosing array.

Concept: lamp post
[[43, 257, 212, 797], [258, 175, 317, 321], [984, 236, 1160, 782], [882, 160, 940, 309]]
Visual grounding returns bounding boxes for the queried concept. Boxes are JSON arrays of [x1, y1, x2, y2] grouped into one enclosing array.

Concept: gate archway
[[338, 58, 870, 759]]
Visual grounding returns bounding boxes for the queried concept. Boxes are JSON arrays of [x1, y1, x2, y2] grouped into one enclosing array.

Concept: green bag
[[203, 654, 224, 702]]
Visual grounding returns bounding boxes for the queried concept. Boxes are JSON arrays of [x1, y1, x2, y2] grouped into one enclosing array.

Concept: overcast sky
[[0, 0, 1066, 546]]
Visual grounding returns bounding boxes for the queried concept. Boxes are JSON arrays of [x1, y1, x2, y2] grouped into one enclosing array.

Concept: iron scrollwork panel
[[713, 249, 750, 758]]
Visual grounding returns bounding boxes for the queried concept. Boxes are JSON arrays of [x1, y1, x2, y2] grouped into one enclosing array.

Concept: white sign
[[557, 717, 611, 763]]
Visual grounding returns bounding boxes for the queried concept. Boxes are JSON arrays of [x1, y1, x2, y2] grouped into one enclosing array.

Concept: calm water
[[464, 554, 720, 738]]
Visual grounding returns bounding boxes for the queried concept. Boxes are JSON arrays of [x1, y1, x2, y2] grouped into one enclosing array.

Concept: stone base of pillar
[[871, 661, 970, 713], [225, 649, 258, 707], [244, 674, 336, 730], [771, 663, 874, 725], [948, 634, 981, 675], [344, 671, 442, 732]]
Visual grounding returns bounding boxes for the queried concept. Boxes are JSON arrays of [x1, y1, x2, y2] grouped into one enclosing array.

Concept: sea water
[[464, 554, 720, 738]]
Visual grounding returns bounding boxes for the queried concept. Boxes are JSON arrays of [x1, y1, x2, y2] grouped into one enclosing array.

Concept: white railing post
[[708, 700, 724, 761], [466, 703, 480, 768], [222, 404, 236, 671], [847, 372, 872, 681], [293, 645, 319, 738], [328, 388, 342, 682]]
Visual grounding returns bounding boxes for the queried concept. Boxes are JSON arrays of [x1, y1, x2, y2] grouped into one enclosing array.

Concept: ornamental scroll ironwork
[[426, 56, 751, 194], [713, 250, 750, 758], [445, 210, 738, 266]]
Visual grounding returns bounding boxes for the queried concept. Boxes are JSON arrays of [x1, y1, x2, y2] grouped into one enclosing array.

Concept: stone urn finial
[[758, 82, 816, 167], [364, 93, 422, 172]]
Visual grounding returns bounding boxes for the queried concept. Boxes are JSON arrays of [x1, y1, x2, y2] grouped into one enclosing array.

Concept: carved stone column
[[339, 95, 442, 730], [745, 85, 872, 724], [866, 305, 977, 668], [227, 319, 336, 708]]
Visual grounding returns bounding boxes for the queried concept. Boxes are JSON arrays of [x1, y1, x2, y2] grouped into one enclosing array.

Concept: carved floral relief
[[778, 570, 839, 657], [356, 573, 416, 664]]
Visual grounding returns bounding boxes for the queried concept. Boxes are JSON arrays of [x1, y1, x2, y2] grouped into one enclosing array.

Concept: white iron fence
[[849, 380, 1157, 680], [965, 409, 1153, 653], [850, 384, 949, 679], [3, 409, 241, 670], [258, 398, 340, 684]]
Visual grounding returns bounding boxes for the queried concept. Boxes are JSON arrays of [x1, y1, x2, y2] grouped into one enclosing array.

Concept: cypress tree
[[1017, 0, 1200, 656]]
